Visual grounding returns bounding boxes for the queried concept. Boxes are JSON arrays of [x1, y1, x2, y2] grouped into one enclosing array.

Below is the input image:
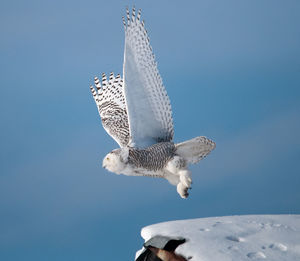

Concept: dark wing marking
[[90, 72, 129, 147]]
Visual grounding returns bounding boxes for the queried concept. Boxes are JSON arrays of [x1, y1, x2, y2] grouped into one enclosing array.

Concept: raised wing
[[90, 72, 129, 147], [123, 7, 174, 148]]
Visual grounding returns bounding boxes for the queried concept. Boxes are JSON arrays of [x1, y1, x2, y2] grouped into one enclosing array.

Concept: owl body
[[103, 142, 176, 176], [102, 137, 214, 198], [90, 8, 215, 198], [128, 142, 176, 172]]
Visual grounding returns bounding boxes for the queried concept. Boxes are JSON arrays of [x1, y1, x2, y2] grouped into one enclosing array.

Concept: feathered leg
[[178, 169, 192, 188], [165, 156, 192, 198]]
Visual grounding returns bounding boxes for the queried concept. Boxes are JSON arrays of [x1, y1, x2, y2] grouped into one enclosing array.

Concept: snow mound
[[136, 215, 300, 260]]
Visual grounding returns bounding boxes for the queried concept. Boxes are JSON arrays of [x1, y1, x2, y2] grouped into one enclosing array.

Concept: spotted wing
[[122, 7, 174, 148], [90, 72, 129, 147]]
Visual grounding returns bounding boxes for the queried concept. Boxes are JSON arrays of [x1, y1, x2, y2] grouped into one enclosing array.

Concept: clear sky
[[1, 0, 299, 260]]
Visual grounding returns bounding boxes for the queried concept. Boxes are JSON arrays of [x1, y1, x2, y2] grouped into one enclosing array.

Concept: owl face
[[102, 151, 125, 174]]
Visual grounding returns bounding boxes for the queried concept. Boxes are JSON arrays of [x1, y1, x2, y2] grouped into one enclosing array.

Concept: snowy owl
[[90, 7, 215, 198]]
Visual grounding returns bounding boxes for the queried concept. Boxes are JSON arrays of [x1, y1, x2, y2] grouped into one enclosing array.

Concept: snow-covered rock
[[136, 215, 300, 260]]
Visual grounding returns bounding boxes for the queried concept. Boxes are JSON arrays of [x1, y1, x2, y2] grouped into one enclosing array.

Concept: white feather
[[175, 136, 216, 164], [123, 8, 174, 148]]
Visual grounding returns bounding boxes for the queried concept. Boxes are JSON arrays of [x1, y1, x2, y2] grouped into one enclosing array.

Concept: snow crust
[[136, 215, 300, 260]]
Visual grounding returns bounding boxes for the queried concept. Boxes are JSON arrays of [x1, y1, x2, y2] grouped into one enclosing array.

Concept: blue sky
[[1, 0, 299, 260]]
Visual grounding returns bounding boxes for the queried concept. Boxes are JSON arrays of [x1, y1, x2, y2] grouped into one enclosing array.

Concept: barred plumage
[[128, 142, 176, 171], [90, 73, 129, 147], [90, 7, 215, 198]]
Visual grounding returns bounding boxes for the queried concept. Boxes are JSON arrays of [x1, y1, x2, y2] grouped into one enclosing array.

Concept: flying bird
[[90, 7, 215, 198]]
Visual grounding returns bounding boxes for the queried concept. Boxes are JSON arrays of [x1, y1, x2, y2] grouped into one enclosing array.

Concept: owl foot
[[177, 182, 189, 199]]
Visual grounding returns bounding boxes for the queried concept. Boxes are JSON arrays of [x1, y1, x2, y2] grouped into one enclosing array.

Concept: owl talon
[[177, 182, 189, 198]]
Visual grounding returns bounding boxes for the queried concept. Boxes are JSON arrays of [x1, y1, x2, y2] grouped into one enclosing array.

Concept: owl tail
[[175, 136, 216, 164]]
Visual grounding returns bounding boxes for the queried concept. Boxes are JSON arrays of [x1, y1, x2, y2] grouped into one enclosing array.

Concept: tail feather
[[175, 136, 216, 164]]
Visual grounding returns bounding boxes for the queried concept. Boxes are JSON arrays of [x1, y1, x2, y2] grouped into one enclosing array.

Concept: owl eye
[[106, 157, 110, 161]]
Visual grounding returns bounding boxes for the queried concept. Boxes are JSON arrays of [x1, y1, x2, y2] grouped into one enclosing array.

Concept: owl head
[[102, 149, 126, 174]]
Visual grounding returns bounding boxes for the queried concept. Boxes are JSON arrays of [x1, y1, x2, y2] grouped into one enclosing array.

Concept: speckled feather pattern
[[128, 142, 176, 171], [123, 7, 174, 144], [90, 73, 129, 147]]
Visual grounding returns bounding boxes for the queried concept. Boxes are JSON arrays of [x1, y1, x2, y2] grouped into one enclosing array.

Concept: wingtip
[[137, 9, 141, 20], [89, 85, 97, 96], [123, 6, 143, 27], [126, 6, 130, 22], [94, 76, 101, 90]]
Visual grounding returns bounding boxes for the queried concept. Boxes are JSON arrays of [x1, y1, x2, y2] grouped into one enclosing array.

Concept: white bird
[[90, 7, 215, 198]]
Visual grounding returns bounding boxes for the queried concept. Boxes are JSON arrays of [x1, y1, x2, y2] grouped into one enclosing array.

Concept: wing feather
[[90, 72, 129, 147], [123, 7, 174, 148]]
